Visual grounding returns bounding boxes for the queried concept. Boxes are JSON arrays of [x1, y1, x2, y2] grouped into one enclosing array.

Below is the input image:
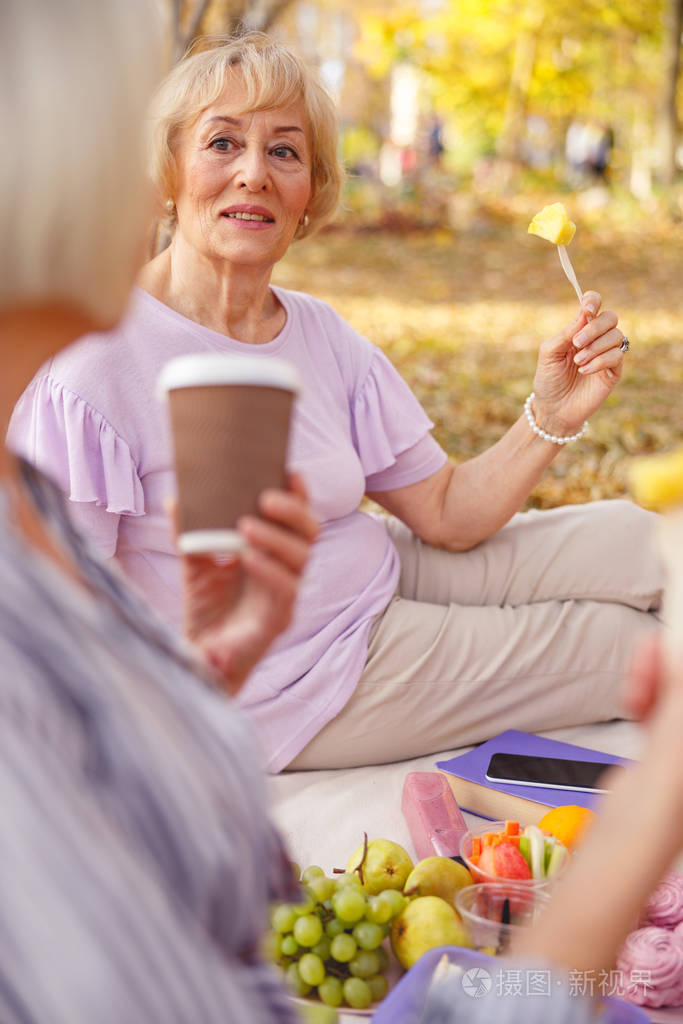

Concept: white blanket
[[269, 721, 646, 877]]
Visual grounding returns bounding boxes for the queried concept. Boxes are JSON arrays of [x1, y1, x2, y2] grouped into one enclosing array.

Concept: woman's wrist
[[524, 393, 588, 445]]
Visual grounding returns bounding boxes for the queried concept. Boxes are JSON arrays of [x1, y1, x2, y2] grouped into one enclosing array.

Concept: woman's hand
[[181, 473, 318, 695], [531, 291, 627, 437]]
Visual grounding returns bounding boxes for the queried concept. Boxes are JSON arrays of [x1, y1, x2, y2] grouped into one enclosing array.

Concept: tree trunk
[[658, 0, 683, 186], [169, 0, 294, 61], [497, 4, 545, 164], [239, 0, 295, 34], [176, 0, 296, 46], [172, 0, 213, 60]]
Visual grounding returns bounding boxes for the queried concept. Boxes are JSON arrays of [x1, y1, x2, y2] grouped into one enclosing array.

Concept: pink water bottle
[[401, 771, 469, 860]]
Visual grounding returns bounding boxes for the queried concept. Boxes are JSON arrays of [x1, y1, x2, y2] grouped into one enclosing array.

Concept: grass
[[273, 195, 683, 508]]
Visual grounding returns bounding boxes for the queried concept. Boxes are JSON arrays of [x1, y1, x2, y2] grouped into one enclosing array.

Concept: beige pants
[[289, 500, 663, 770]]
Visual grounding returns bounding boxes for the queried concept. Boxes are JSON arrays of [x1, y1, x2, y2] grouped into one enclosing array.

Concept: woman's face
[[172, 76, 313, 271]]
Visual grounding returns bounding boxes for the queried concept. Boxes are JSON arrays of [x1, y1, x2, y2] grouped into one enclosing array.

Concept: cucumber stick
[[522, 825, 545, 878]]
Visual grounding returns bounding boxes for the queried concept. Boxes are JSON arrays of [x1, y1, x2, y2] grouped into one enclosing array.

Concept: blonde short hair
[[0, 0, 166, 326], [150, 33, 345, 240]]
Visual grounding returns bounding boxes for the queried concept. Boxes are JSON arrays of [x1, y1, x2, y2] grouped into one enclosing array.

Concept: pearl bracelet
[[523, 392, 588, 445]]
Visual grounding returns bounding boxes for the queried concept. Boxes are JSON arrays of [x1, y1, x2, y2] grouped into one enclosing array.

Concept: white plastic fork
[[557, 244, 583, 303], [560, 241, 614, 377]]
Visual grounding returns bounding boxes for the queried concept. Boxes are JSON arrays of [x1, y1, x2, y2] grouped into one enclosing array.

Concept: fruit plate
[[290, 993, 379, 1018], [289, 948, 404, 1018]]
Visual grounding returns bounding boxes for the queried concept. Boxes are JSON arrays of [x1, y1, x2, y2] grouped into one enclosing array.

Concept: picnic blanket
[[269, 719, 683, 1024]]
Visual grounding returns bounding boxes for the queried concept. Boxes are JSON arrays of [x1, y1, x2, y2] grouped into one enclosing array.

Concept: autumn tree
[[354, 0, 676, 185], [169, 0, 295, 59], [658, 0, 683, 185]]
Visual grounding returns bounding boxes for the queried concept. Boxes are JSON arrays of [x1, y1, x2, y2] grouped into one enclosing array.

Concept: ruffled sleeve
[[351, 349, 448, 491], [9, 375, 145, 515], [8, 376, 145, 559]]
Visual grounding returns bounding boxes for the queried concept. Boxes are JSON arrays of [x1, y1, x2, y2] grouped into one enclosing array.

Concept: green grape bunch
[[265, 861, 407, 1011]]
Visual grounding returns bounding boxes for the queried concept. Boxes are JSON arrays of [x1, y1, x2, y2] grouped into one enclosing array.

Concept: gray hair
[[0, 0, 167, 325]]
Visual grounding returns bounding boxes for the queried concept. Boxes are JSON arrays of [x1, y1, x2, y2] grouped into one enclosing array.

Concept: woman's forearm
[[372, 413, 562, 552], [437, 413, 560, 550]]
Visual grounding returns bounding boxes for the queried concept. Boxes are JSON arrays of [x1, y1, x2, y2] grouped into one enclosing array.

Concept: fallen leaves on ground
[[274, 198, 683, 509]]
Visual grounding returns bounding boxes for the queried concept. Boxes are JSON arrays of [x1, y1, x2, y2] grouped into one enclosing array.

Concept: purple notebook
[[436, 729, 629, 819]]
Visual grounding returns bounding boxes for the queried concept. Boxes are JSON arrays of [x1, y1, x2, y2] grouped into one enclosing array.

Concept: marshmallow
[[616, 926, 683, 1008], [641, 873, 683, 929]]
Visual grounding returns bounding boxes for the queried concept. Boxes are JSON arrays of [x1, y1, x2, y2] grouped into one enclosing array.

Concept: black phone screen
[[485, 752, 612, 792]]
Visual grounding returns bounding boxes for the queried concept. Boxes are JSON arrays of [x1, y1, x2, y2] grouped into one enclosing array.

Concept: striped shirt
[[0, 462, 300, 1024]]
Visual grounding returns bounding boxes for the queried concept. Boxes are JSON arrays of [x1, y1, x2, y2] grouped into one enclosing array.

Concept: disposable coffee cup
[[158, 353, 300, 555]]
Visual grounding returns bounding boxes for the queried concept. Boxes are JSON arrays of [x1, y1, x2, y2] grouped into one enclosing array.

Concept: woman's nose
[[237, 147, 269, 192]]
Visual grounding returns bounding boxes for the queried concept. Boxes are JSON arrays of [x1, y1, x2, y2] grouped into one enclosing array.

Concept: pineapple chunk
[[629, 448, 683, 509], [528, 203, 576, 245]]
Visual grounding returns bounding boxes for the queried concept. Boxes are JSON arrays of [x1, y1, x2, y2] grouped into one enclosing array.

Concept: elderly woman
[[10, 33, 664, 775], [0, 1, 316, 1020]]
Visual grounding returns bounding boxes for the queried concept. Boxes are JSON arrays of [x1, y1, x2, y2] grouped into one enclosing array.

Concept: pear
[[346, 836, 413, 895], [403, 856, 473, 904], [391, 895, 470, 969]]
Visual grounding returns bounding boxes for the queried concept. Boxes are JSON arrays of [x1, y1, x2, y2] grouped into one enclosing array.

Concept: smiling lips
[[221, 205, 274, 224]]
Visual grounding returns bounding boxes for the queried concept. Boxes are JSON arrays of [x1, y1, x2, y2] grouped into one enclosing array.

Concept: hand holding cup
[[159, 353, 301, 554], [159, 354, 318, 693]]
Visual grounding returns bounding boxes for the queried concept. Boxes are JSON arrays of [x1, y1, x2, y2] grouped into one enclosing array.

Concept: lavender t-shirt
[[9, 286, 447, 771]]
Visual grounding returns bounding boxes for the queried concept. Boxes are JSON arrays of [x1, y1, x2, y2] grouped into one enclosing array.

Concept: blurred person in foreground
[[0, 2, 317, 1021], [9, 34, 664, 775]]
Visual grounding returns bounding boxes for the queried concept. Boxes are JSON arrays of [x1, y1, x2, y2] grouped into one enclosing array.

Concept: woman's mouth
[[222, 211, 274, 222]]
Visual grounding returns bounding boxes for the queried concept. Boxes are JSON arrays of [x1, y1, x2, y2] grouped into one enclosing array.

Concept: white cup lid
[[158, 353, 300, 396]]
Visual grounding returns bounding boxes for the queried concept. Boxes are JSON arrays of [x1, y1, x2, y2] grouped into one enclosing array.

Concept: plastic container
[[460, 819, 569, 888], [455, 882, 551, 953]]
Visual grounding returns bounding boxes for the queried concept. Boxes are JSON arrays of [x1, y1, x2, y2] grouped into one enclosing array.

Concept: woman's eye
[[210, 137, 233, 152], [272, 145, 298, 159]]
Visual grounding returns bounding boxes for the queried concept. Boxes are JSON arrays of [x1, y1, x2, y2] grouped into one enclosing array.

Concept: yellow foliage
[[352, 0, 665, 149]]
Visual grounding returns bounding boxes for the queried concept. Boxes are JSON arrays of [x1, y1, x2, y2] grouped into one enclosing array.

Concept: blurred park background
[[171, 0, 683, 507]]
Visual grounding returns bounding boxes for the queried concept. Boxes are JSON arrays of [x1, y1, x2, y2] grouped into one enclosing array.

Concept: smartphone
[[485, 752, 612, 793]]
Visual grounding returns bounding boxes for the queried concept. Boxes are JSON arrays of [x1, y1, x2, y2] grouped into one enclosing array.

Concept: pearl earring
[[165, 198, 175, 212], [300, 213, 310, 228]]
